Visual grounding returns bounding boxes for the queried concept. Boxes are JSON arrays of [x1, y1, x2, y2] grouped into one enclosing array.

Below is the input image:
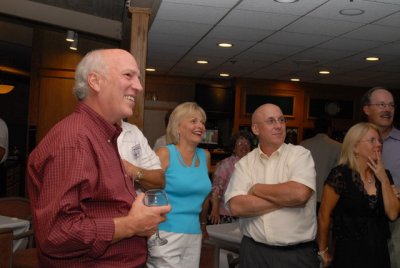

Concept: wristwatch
[[135, 170, 144, 183]]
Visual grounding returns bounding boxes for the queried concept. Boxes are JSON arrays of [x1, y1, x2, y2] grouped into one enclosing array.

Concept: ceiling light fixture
[[365, 56, 380, 61], [66, 30, 75, 42], [146, 68, 156, 72], [219, 73, 230, 77], [218, 43, 233, 48], [290, 78, 300, 82], [274, 0, 298, 3], [319, 70, 330, 74], [339, 9, 365, 16], [69, 32, 78, 50], [196, 60, 208, 64]]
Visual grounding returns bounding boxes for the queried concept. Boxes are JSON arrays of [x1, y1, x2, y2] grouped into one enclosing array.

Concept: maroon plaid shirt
[[27, 103, 146, 267]]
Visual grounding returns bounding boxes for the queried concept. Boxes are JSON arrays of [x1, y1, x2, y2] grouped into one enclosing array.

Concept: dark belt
[[245, 236, 315, 250]]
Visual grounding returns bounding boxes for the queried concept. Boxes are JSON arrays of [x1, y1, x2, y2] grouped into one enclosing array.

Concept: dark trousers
[[239, 236, 320, 268]]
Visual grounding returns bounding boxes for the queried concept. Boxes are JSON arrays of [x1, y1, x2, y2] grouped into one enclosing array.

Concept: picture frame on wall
[[245, 94, 295, 117], [308, 98, 354, 120], [285, 127, 298, 145]]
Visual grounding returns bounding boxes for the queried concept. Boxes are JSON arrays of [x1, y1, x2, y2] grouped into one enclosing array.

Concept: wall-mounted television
[[195, 84, 234, 115]]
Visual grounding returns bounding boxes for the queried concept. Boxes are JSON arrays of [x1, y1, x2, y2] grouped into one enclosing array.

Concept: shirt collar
[[76, 102, 122, 142], [257, 143, 286, 159], [387, 127, 400, 142]]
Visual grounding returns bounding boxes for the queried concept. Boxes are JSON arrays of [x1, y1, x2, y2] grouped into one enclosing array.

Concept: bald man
[[225, 103, 318, 268]]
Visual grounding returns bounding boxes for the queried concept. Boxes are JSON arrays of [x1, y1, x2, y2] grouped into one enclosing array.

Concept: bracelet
[[201, 222, 207, 225], [317, 247, 328, 256]]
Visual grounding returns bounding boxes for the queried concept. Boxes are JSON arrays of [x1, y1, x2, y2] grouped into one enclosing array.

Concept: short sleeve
[[325, 166, 347, 195]]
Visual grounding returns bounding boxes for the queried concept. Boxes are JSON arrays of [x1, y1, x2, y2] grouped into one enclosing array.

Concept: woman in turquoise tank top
[[147, 102, 212, 268]]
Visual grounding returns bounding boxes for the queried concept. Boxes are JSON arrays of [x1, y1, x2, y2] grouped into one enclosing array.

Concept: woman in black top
[[318, 122, 399, 268]]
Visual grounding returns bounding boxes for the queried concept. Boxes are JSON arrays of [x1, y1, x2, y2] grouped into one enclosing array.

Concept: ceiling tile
[[284, 17, 363, 36]]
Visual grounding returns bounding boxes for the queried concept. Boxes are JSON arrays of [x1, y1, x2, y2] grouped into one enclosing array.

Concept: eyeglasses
[[368, 102, 396, 109], [361, 137, 383, 145], [236, 140, 251, 147], [260, 117, 287, 126]]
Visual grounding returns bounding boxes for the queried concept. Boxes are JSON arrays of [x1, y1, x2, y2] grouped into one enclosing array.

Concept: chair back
[[0, 197, 31, 220], [0, 228, 13, 268], [0, 197, 35, 248]]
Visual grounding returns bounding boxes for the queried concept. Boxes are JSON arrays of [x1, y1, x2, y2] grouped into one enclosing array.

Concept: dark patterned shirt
[[27, 102, 145, 267]]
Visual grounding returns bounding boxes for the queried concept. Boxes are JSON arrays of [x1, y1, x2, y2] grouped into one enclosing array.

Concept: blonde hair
[[166, 102, 206, 144], [338, 122, 381, 172]]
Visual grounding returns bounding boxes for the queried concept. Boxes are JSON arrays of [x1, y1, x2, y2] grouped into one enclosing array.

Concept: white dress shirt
[[225, 143, 317, 246]]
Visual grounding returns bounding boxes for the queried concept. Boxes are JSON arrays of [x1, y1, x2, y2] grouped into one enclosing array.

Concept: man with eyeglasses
[[362, 86, 400, 268], [225, 103, 318, 268]]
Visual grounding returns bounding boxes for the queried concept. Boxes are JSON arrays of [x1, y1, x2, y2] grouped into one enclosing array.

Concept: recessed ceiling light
[[365, 56, 380, 61], [146, 68, 156, 72], [218, 43, 233, 48], [319, 70, 330, 75], [339, 9, 365, 16], [219, 73, 230, 77], [196, 60, 208, 64], [274, 0, 298, 3], [290, 78, 300, 82]]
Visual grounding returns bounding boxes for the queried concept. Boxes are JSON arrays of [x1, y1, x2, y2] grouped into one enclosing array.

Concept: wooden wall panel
[[28, 28, 115, 144], [36, 77, 77, 141]]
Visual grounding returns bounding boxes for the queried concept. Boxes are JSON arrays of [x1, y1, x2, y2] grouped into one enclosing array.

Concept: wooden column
[[128, 7, 151, 129]]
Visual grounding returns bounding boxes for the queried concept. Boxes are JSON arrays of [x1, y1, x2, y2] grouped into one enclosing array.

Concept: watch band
[[135, 170, 144, 183]]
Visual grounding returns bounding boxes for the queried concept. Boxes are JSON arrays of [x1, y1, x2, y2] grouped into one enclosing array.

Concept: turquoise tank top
[[159, 144, 211, 234]]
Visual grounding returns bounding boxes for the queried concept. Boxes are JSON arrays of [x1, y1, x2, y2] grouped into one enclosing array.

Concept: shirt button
[[107, 139, 111, 143]]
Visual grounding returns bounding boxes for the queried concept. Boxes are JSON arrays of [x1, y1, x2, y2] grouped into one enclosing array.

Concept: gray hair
[[73, 49, 108, 100], [361, 86, 391, 107], [166, 102, 206, 145]]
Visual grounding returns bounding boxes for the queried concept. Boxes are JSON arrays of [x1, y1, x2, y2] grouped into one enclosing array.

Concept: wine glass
[[143, 189, 169, 246]]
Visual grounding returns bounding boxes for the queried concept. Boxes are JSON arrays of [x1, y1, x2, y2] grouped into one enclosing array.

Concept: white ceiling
[[147, 0, 400, 88], [1, 0, 400, 89]]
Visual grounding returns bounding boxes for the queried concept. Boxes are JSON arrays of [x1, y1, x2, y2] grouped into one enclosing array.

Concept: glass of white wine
[[143, 189, 169, 246]]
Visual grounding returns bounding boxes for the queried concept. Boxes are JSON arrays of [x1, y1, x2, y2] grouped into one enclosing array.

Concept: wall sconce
[[0, 71, 15, 94], [0, 83, 15, 94], [69, 32, 78, 50]]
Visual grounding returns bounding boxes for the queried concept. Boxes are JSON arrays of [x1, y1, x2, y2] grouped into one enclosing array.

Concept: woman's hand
[[319, 250, 333, 267], [367, 152, 387, 183], [209, 206, 221, 224]]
